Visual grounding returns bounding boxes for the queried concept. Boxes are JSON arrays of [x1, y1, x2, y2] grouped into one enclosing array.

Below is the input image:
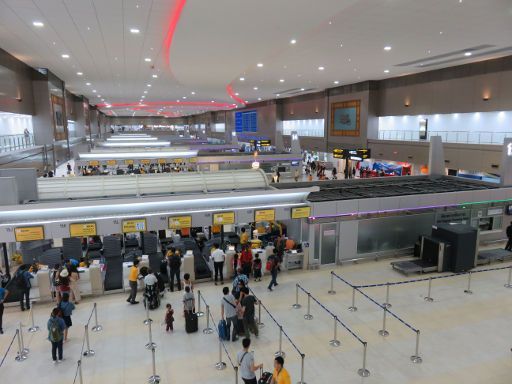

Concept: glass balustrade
[[378, 130, 512, 145], [0, 133, 35, 153]]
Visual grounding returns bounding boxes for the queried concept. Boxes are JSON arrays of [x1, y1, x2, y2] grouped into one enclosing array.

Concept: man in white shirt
[[210, 243, 226, 285]]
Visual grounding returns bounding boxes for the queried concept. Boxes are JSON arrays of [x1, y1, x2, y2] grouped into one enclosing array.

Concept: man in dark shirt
[[506, 222, 512, 251], [240, 287, 258, 339]]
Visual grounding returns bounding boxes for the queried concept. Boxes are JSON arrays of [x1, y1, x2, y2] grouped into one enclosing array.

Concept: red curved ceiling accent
[[226, 84, 247, 106], [98, 101, 234, 109], [163, 0, 187, 68]]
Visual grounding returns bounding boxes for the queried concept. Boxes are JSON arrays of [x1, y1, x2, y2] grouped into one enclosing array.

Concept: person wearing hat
[[56, 268, 71, 304]]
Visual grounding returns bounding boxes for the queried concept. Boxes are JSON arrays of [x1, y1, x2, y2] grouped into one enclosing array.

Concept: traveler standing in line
[[68, 264, 81, 304], [506, 221, 512, 251], [211, 243, 226, 286], [182, 273, 193, 292], [0, 284, 9, 334], [47, 308, 66, 363], [232, 268, 249, 299], [58, 293, 75, 342], [168, 249, 182, 292], [240, 287, 258, 339], [49, 264, 60, 302], [182, 286, 195, 315], [221, 286, 239, 342], [164, 303, 174, 332], [15, 265, 33, 311], [240, 244, 253, 277], [267, 254, 279, 292], [127, 259, 140, 305], [237, 338, 263, 384], [270, 356, 291, 384], [56, 268, 71, 304]]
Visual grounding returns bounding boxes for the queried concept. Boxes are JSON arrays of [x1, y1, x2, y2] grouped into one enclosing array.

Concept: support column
[[428, 136, 445, 176], [500, 138, 512, 186]]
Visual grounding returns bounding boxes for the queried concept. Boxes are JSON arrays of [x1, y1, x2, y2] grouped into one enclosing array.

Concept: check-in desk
[[283, 250, 305, 271]]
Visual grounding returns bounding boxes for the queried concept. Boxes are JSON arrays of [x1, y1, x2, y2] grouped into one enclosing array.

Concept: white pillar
[[500, 138, 512, 186], [428, 136, 445, 176]]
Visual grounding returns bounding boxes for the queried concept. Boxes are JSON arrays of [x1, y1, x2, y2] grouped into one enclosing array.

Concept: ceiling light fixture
[[318, 66, 325, 71], [61, 54, 70, 59], [130, 28, 140, 34], [257, 63, 263, 67], [147, 84, 151, 87], [290, 39, 297, 44], [86, 83, 91, 86], [384, 46, 392, 51], [464, 52, 472, 56], [152, 74, 158, 78], [258, 97, 262, 101], [279, 79, 285, 83], [182, 96, 187, 99], [300, 88, 305, 91], [384, 69, 390, 73], [239, 77, 245, 81], [253, 87, 258, 90], [191, 91, 195, 95], [33, 21, 44, 27], [334, 81, 339, 84], [144, 58, 152, 62], [144, 91, 148, 94], [77, 72, 83, 76], [92, 90, 96, 93]]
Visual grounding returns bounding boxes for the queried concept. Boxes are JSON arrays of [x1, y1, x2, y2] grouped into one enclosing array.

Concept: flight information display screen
[[235, 110, 258, 132]]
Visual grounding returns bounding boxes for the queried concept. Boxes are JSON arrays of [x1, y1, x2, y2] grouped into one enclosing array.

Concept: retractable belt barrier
[[0, 330, 19, 368]]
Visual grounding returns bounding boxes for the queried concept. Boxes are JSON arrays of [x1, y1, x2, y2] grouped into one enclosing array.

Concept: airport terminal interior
[[1, 1, 512, 383]]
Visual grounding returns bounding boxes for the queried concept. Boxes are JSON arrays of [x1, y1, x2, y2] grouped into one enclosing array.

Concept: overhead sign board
[[69, 222, 97, 237], [213, 212, 235, 225], [168, 216, 192, 229], [88, 160, 100, 167], [332, 148, 371, 160], [140, 159, 151, 165], [255, 209, 275, 222], [15, 226, 45, 242], [158, 158, 167, 164], [291, 206, 311, 219], [122, 218, 147, 233], [106, 160, 117, 166], [124, 159, 134, 165]]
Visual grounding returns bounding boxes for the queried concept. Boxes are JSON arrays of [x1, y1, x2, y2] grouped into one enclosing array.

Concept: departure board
[[235, 110, 258, 132]]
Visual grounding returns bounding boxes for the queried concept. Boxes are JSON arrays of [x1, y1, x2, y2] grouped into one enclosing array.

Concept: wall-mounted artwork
[[330, 100, 360, 137], [51, 94, 66, 141]]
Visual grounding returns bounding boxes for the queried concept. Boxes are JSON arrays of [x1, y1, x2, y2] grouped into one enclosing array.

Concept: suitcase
[[259, 371, 272, 384], [185, 312, 198, 333], [218, 319, 229, 341]]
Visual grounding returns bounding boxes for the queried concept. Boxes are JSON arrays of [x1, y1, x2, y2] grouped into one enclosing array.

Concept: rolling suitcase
[[185, 312, 198, 333], [218, 319, 229, 341], [258, 369, 272, 384]]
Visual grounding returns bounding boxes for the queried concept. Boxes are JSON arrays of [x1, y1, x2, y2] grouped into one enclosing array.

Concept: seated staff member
[[239, 227, 249, 246]]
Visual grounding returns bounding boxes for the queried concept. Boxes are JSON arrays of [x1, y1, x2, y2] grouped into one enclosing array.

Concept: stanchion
[[203, 305, 214, 334], [304, 293, 313, 320], [19, 322, 29, 355], [505, 266, 512, 288], [235, 366, 239, 384], [215, 339, 227, 370], [410, 330, 423, 364], [297, 353, 306, 384], [378, 307, 389, 337], [257, 300, 265, 328], [382, 283, 392, 309], [78, 359, 84, 384], [357, 342, 370, 377], [148, 346, 161, 384], [28, 302, 40, 333], [274, 325, 286, 358], [328, 273, 336, 295], [329, 316, 341, 347], [145, 319, 157, 350], [143, 298, 153, 325], [424, 277, 434, 302], [348, 287, 358, 312], [464, 272, 473, 294], [292, 284, 302, 309], [197, 290, 204, 317], [83, 324, 95, 357], [91, 303, 103, 332], [14, 330, 27, 362]]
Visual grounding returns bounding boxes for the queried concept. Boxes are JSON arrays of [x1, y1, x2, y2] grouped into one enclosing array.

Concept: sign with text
[[332, 148, 371, 160], [122, 218, 147, 233], [291, 206, 311, 219], [15, 226, 45, 242], [254, 209, 275, 222], [158, 158, 167, 164], [106, 160, 117, 166], [124, 159, 134, 165], [88, 160, 100, 167], [213, 212, 235, 225], [69, 222, 97, 238], [140, 159, 151, 165], [168, 216, 192, 229]]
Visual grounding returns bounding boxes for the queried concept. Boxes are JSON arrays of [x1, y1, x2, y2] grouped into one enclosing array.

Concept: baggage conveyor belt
[[477, 248, 512, 265], [391, 259, 439, 275]]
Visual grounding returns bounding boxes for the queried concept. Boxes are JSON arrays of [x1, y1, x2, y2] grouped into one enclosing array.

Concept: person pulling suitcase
[[237, 338, 263, 384]]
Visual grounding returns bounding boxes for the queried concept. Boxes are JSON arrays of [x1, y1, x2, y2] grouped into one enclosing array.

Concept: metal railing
[[0, 134, 35, 153], [378, 130, 512, 145]]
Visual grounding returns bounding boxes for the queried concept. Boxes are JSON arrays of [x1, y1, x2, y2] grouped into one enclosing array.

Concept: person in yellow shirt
[[126, 259, 140, 304], [271, 356, 291, 384], [240, 227, 249, 245]]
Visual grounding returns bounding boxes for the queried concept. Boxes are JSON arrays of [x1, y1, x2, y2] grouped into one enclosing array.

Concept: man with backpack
[[167, 249, 182, 292], [15, 265, 33, 311], [221, 286, 239, 342], [47, 308, 66, 363]]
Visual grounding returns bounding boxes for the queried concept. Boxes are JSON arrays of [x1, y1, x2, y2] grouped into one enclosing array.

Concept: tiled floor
[[2, 256, 512, 384]]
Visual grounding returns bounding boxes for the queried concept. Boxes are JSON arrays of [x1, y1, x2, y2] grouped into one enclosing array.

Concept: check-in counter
[[283, 250, 305, 271], [182, 251, 195, 282]]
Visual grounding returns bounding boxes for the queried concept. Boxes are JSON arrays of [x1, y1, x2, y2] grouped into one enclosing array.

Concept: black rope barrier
[[0, 330, 18, 368]]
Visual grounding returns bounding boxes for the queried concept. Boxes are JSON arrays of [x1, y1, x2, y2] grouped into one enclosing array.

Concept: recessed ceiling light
[[101, 99, 105, 101], [258, 97, 262, 101], [144, 91, 148, 94], [86, 82, 91, 86], [439, 31, 443, 35], [290, 39, 297, 44], [384, 69, 390, 73], [211, 100, 215, 103], [235, 92, 239, 96], [77, 72, 83, 76], [253, 87, 258, 90], [279, 79, 285, 83], [464, 52, 472, 56], [97, 95, 101, 97], [144, 58, 152, 62], [257, 63, 263, 67], [334, 81, 339, 84], [318, 66, 325, 71], [92, 90, 96, 93], [384, 46, 392, 51], [61, 54, 70, 59], [182, 96, 187, 99], [147, 84, 151, 87], [33, 21, 44, 27], [276, 94, 280, 97], [239, 77, 245, 81], [130, 28, 140, 34], [300, 88, 305, 91], [152, 74, 158, 78], [141, 96, 145, 98], [191, 91, 195, 95]]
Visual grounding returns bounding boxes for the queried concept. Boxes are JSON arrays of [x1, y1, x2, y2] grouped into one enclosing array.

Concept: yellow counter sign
[[124, 159, 134, 165], [122, 219, 147, 233], [140, 159, 151, 165], [158, 159, 167, 164], [255, 209, 275, 222], [169, 216, 192, 229], [213, 212, 235, 225], [88, 160, 100, 167], [106, 160, 117, 166], [291, 206, 311, 219], [15, 226, 45, 242], [69, 222, 97, 237]]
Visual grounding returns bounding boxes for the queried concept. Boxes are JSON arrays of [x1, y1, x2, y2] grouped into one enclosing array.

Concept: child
[[58, 293, 75, 342], [253, 254, 262, 282], [182, 273, 193, 292], [165, 303, 174, 332]]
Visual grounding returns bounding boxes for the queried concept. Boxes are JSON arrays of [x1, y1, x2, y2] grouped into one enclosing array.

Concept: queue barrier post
[[28, 301, 40, 333], [464, 272, 473, 295], [148, 346, 161, 384], [328, 273, 336, 295], [203, 305, 214, 334], [348, 287, 358, 312], [257, 300, 265, 328], [215, 338, 227, 370], [14, 329, 27, 362], [235, 366, 239, 384], [410, 330, 423, 364], [292, 284, 302, 309], [297, 353, 307, 384], [197, 290, 204, 317], [329, 316, 341, 347], [145, 317, 157, 350], [274, 325, 286, 358], [304, 293, 313, 320], [357, 342, 370, 377], [91, 303, 103, 332], [383, 283, 392, 309], [378, 307, 389, 337], [77, 359, 84, 384], [19, 322, 29, 355], [143, 298, 153, 325], [505, 266, 512, 288], [83, 324, 95, 357], [424, 277, 434, 302]]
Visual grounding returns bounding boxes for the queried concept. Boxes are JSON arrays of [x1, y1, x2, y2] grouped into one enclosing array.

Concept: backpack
[[15, 271, 27, 289], [49, 318, 63, 342]]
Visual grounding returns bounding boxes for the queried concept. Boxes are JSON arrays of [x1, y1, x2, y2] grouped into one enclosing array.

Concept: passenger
[[182, 286, 195, 315], [221, 286, 239, 342], [0, 283, 9, 334], [164, 303, 174, 332], [144, 268, 158, 287], [56, 268, 71, 304], [240, 287, 258, 339], [127, 259, 140, 305], [267, 254, 279, 292], [47, 307, 66, 363], [294, 169, 300, 182], [167, 249, 182, 292], [240, 244, 253, 277], [58, 293, 75, 342], [240, 227, 249, 246], [15, 265, 33, 311], [210, 243, 226, 286], [237, 338, 263, 384], [253, 254, 262, 282], [50, 263, 60, 301], [68, 264, 81, 304], [271, 356, 291, 384], [232, 268, 249, 299], [505, 221, 512, 251], [182, 273, 193, 292]]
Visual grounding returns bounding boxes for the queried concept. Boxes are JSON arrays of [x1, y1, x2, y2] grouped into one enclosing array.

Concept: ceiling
[[0, 0, 511, 117]]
